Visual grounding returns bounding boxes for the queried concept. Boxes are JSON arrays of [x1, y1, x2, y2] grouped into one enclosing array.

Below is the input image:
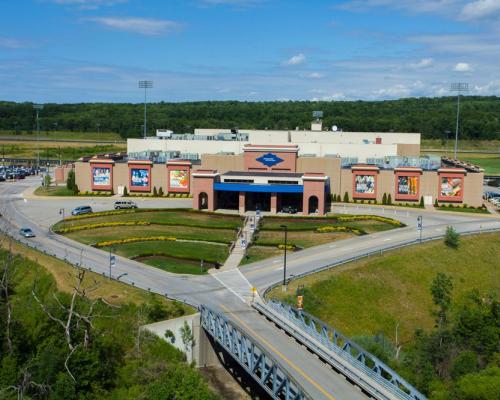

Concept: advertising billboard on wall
[[440, 177, 463, 197], [169, 169, 189, 189], [130, 168, 150, 187], [92, 167, 110, 187], [397, 176, 418, 195], [354, 175, 375, 194]]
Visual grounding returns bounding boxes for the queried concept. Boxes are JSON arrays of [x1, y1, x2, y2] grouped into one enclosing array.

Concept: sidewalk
[[218, 213, 257, 271]]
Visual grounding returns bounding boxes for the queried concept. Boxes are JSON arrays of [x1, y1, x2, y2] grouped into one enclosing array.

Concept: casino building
[[74, 121, 484, 215]]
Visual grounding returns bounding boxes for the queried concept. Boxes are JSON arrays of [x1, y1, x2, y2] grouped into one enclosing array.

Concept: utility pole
[[138, 80, 153, 138], [450, 83, 469, 160], [33, 104, 44, 170], [280, 224, 288, 288], [417, 215, 423, 243]]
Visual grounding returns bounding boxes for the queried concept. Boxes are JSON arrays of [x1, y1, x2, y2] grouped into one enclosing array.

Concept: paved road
[[1, 177, 499, 400]]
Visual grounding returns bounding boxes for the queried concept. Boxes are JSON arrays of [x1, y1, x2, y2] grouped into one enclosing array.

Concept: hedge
[[336, 215, 404, 227], [315, 225, 365, 235], [94, 236, 177, 248], [54, 221, 150, 233]]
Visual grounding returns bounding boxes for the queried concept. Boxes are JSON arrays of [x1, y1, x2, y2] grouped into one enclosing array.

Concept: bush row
[[316, 225, 365, 235], [54, 221, 150, 233], [336, 215, 405, 227], [94, 236, 177, 248]]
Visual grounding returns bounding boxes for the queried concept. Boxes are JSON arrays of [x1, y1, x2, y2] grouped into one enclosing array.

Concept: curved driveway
[[1, 177, 499, 400]]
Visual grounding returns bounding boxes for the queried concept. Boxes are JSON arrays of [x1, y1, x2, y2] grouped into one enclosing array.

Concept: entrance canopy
[[216, 171, 304, 193]]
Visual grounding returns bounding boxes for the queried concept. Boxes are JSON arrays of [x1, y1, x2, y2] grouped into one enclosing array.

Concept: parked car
[[19, 228, 35, 238], [281, 205, 298, 214], [71, 205, 93, 216], [114, 200, 138, 210]]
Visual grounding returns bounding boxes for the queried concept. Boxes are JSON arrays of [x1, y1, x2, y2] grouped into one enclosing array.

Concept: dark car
[[19, 228, 35, 238], [281, 205, 298, 214]]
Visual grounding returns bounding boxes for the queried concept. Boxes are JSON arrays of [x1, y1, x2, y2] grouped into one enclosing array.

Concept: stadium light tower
[[450, 82, 469, 160], [138, 80, 153, 138], [33, 104, 44, 168]]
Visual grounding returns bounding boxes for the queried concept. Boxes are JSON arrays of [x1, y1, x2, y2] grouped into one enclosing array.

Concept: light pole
[[280, 224, 288, 288], [138, 80, 153, 138], [33, 104, 44, 170], [450, 82, 469, 160]]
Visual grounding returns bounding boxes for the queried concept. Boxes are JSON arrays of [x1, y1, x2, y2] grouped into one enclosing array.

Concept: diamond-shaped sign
[[256, 153, 284, 167]]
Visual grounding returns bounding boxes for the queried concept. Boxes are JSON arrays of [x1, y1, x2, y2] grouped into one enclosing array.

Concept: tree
[[387, 194, 392, 205], [153, 186, 158, 197], [382, 193, 387, 205], [164, 329, 175, 344], [434, 198, 439, 207], [66, 169, 77, 193], [44, 174, 52, 188], [343, 192, 349, 203], [179, 321, 194, 354], [123, 186, 128, 197], [419, 196, 424, 207], [158, 187, 164, 197], [430, 272, 453, 329], [444, 226, 459, 248]]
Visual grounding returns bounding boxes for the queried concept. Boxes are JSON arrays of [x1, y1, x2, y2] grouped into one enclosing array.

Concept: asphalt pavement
[[1, 177, 499, 400]]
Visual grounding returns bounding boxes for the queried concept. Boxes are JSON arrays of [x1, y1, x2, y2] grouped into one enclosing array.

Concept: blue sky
[[1, 0, 499, 102]]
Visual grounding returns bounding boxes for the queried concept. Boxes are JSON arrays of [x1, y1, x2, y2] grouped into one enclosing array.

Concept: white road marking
[[272, 259, 280, 263], [328, 244, 336, 248], [383, 238, 392, 241]]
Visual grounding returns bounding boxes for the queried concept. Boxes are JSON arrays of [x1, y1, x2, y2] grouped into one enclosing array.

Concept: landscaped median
[[241, 214, 405, 265], [53, 209, 243, 274]]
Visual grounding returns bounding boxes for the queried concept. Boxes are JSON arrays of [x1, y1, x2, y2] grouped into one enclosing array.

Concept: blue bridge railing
[[200, 305, 310, 400]]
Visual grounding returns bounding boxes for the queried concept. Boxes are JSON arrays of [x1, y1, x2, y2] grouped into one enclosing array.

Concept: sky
[[0, 0, 499, 103]]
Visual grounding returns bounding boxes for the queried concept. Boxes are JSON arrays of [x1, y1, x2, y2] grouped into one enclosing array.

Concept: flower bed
[[94, 236, 177, 248], [315, 225, 365, 235], [54, 221, 150, 233], [336, 215, 404, 227]]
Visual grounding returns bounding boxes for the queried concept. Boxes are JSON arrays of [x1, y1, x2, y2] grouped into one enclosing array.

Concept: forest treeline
[[0, 96, 499, 140]]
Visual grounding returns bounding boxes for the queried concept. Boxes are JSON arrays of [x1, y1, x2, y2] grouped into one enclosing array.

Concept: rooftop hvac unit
[[156, 129, 173, 138]]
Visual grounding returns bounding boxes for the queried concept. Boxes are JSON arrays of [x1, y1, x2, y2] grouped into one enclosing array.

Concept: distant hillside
[[1, 96, 499, 140]]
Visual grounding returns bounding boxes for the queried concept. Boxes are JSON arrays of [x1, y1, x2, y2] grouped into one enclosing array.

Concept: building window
[[268, 180, 299, 185], [223, 179, 255, 183]]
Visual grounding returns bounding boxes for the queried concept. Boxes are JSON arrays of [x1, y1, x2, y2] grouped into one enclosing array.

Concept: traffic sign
[[110, 255, 116, 267]]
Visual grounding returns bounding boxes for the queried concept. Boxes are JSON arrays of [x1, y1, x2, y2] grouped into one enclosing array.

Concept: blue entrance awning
[[214, 182, 303, 193]]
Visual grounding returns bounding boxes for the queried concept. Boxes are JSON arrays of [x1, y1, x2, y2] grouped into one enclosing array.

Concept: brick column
[[238, 192, 246, 214], [270, 193, 277, 213], [303, 174, 327, 216]]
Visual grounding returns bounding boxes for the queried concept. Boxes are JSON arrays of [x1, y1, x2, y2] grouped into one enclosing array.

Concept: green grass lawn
[[104, 239, 229, 263], [254, 215, 399, 248], [0, 129, 123, 141], [57, 209, 243, 230], [421, 139, 500, 151], [240, 246, 283, 265], [268, 233, 500, 344], [34, 186, 76, 196], [65, 224, 236, 245], [459, 155, 500, 175], [56, 209, 240, 274]]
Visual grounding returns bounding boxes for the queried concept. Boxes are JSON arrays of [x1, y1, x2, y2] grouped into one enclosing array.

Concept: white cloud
[[460, 0, 500, 20], [0, 37, 27, 49], [200, 0, 262, 5], [284, 53, 306, 66], [87, 17, 183, 35], [303, 72, 324, 78], [409, 58, 434, 69], [311, 92, 346, 101], [454, 62, 472, 71], [51, 0, 127, 10]]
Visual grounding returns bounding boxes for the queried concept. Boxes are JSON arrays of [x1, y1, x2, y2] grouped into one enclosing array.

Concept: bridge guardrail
[[200, 305, 311, 400], [255, 300, 425, 400]]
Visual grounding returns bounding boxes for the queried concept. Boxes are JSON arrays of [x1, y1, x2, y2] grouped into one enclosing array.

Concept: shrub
[[95, 236, 177, 248], [434, 198, 439, 207], [66, 169, 77, 193], [336, 215, 404, 227], [153, 186, 158, 197], [419, 196, 424, 207], [123, 186, 128, 197], [343, 192, 349, 203], [54, 221, 150, 234], [382, 193, 387, 205], [387, 194, 392, 205], [277, 244, 296, 251], [316, 225, 365, 235], [158, 187, 164, 197], [444, 226, 459, 248]]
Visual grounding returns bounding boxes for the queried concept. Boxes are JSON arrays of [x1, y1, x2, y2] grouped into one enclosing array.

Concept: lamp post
[[33, 104, 44, 170], [138, 80, 153, 138], [280, 224, 288, 288], [450, 82, 469, 160]]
